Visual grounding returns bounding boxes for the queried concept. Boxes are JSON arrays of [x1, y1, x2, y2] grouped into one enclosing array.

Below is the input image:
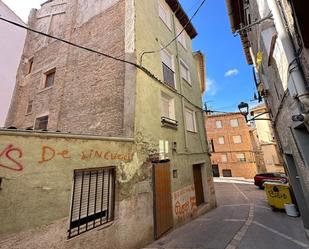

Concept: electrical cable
[[0, 16, 140, 68], [139, 0, 206, 65], [0, 15, 206, 112]]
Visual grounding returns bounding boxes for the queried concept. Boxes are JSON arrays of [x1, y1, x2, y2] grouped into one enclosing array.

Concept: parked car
[[254, 172, 288, 189]]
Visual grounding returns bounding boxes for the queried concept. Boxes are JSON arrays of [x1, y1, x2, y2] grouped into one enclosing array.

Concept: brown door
[[193, 164, 205, 206], [153, 161, 173, 239]]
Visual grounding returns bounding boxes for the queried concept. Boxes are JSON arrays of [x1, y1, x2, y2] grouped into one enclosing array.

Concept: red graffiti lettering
[[0, 144, 24, 171], [38, 146, 71, 163], [38, 146, 55, 164]]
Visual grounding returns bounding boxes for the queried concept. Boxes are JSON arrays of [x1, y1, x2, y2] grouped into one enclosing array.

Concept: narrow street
[[145, 180, 309, 249]]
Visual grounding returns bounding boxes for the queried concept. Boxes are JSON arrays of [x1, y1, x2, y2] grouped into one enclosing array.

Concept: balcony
[[162, 62, 175, 88]]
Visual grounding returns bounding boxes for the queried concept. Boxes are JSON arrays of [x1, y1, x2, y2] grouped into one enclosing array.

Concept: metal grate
[[68, 167, 115, 239]]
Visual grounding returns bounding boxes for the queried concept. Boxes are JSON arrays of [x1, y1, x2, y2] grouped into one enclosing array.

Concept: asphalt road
[[145, 180, 309, 249]]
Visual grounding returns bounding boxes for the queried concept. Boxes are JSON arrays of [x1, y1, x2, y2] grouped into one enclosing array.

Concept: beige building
[[205, 112, 260, 179], [0, 1, 216, 248], [250, 103, 284, 173], [0, 0, 26, 126]]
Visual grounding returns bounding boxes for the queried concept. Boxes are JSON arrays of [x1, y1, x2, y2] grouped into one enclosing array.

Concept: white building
[[0, 0, 26, 126]]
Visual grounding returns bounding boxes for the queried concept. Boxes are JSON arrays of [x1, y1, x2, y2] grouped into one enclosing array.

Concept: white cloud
[[206, 77, 217, 96], [224, 69, 239, 77]]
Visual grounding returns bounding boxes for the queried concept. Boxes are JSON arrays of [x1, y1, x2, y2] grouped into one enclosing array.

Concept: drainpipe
[[267, 0, 309, 110], [171, 5, 188, 151]]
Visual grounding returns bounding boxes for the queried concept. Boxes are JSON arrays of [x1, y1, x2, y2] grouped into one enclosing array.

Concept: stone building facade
[[205, 113, 260, 179], [250, 103, 284, 173], [1, 0, 216, 248], [226, 0, 309, 237]]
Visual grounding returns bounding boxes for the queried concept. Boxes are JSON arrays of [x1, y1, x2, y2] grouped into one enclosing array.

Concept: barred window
[[68, 167, 115, 238]]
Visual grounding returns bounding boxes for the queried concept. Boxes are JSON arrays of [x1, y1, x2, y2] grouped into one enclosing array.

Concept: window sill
[[186, 129, 198, 134], [25, 112, 33, 116], [37, 86, 53, 94]]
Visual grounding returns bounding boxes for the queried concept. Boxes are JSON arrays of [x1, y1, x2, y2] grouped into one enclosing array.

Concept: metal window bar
[[162, 62, 175, 88], [68, 167, 115, 239]]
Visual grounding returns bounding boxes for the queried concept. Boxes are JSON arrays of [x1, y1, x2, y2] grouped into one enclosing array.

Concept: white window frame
[[218, 136, 225, 145], [161, 92, 175, 120], [185, 107, 197, 132], [233, 135, 242, 144], [215, 120, 222, 129], [236, 153, 246, 162], [176, 22, 186, 49], [230, 118, 239, 127], [180, 59, 191, 85], [158, 0, 171, 30], [160, 47, 176, 88]]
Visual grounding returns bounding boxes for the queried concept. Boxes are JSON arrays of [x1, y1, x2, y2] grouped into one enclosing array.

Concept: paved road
[[144, 181, 309, 249]]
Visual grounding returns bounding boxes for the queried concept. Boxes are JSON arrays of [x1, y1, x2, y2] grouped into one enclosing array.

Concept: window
[[161, 49, 175, 88], [218, 136, 225, 144], [180, 59, 191, 84], [26, 100, 33, 114], [185, 107, 197, 132], [176, 23, 186, 48], [158, 0, 171, 29], [159, 140, 169, 160], [44, 69, 56, 88], [27, 58, 33, 74], [233, 135, 242, 144], [236, 153, 246, 162], [161, 92, 175, 119], [230, 119, 239, 127], [35, 115, 49, 130], [221, 154, 228, 163], [68, 167, 115, 238], [215, 120, 222, 128], [161, 92, 177, 128]]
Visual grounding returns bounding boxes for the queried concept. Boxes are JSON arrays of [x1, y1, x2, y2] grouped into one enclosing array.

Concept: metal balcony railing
[[162, 62, 175, 88]]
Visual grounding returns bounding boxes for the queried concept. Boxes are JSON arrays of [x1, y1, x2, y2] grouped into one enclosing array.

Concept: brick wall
[[205, 113, 258, 179], [6, 0, 127, 137]]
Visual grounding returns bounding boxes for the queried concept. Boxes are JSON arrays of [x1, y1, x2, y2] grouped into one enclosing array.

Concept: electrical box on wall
[[172, 142, 177, 151]]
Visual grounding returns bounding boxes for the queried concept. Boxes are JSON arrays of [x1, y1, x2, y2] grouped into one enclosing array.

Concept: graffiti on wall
[[173, 185, 197, 221], [0, 144, 24, 171], [0, 144, 133, 172]]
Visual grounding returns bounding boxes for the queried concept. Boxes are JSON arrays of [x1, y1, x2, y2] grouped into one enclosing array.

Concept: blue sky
[[180, 0, 258, 112], [3, 0, 258, 112]]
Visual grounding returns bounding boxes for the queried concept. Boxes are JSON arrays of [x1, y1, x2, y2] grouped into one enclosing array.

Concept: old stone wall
[[5, 0, 130, 137], [0, 130, 154, 249]]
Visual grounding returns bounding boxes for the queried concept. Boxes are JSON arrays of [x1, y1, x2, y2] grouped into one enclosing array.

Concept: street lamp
[[238, 102, 249, 119], [238, 101, 271, 122]]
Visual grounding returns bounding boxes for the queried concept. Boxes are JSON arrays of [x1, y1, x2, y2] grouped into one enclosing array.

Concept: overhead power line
[[0, 16, 139, 68], [0, 15, 206, 112], [139, 0, 206, 65]]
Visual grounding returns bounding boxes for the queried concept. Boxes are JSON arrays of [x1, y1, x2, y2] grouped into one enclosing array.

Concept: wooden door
[[153, 161, 173, 239], [193, 164, 205, 206]]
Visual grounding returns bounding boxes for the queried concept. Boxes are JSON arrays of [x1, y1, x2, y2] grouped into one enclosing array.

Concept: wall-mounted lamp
[[238, 102, 271, 122]]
